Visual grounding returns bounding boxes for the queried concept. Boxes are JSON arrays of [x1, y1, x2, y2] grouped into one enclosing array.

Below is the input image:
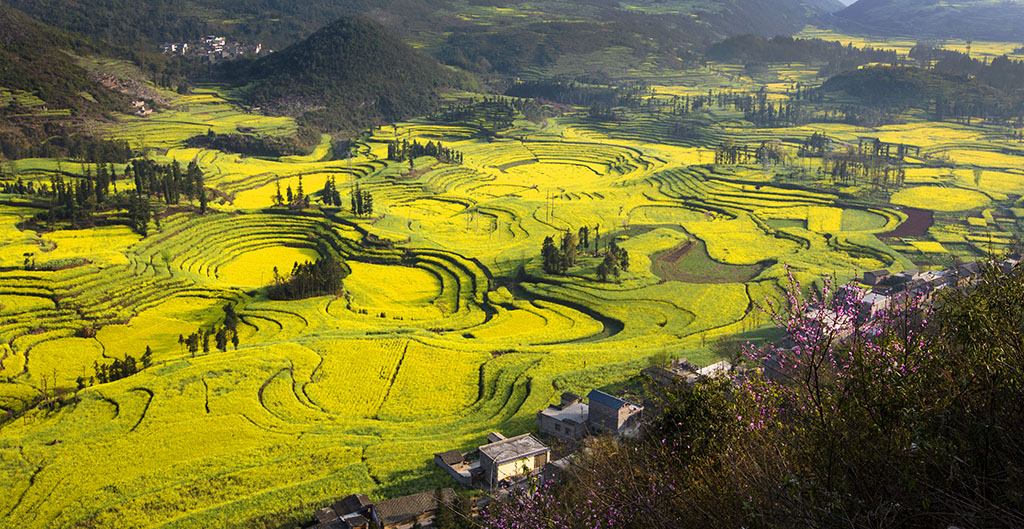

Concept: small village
[[304, 255, 1021, 529], [160, 35, 268, 62]]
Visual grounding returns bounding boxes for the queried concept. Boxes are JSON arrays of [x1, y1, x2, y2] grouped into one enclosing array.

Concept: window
[[555, 424, 561, 431]]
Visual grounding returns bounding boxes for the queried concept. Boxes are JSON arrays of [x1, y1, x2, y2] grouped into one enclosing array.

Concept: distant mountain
[[2, 0, 844, 68], [832, 0, 1024, 41], [236, 16, 466, 134]]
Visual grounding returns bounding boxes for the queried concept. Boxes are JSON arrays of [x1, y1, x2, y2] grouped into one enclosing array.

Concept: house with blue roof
[[537, 389, 643, 440], [587, 389, 643, 434]]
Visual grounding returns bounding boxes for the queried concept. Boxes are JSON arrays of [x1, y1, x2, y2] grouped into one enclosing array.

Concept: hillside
[[236, 16, 464, 134], [831, 0, 1024, 40], [820, 66, 1005, 104], [0, 2, 129, 159], [0, 2, 125, 114], [3, 0, 843, 74]]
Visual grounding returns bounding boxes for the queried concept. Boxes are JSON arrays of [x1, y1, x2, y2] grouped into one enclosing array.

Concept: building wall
[[589, 402, 619, 431], [537, 412, 585, 441], [485, 453, 549, 488]]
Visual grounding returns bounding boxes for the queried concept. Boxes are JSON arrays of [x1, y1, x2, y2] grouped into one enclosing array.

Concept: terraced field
[[3, 71, 1024, 528]]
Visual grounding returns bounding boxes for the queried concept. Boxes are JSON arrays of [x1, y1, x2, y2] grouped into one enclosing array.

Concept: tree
[[186, 332, 199, 357], [295, 175, 307, 208], [215, 328, 228, 352], [597, 251, 620, 281], [231, 330, 239, 350], [560, 231, 578, 272], [542, 236, 561, 274], [274, 181, 284, 206], [223, 303, 238, 332], [142, 346, 153, 368]]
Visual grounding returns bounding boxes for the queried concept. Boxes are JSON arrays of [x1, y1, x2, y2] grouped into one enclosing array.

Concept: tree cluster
[[267, 254, 348, 300], [92, 347, 152, 384], [707, 35, 901, 76], [541, 226, 627, 280], [185, 129, 316, 158], [429, 97, 518, 136], [387, 139, 462, 165], [597, 240, 630, 281], [349, 184, 373, 217], [319, 176, 343, 206], [542, 231, 578, 275], [128, 159, 207, 211], [272, 176, 309, 209], [506, 79, 651, 109], [178, 303, 241, 356]]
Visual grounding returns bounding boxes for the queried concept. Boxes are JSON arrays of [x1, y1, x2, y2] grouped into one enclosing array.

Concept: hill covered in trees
[[0, 3, 125, 114], [820, 65, 1022, 122], [232, 16, 466, 134], [832, 0, 1024, 41], [0, 2, 131, 160]]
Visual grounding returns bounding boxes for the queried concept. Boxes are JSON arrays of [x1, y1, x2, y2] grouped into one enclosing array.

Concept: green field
[[4, 34, 1024, 528]]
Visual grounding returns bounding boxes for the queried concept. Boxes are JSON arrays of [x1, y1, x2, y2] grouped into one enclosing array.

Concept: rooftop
[[332, 493, 371, 517], [372, 488, 454, 527], [587, 389, 626, 410], [479, 433, 549, 465], [435, 450, 464, 466], [539, 401, 589, 424]]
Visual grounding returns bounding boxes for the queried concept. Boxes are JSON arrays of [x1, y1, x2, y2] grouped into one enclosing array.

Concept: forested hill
[[0, 2, 125, 115], [2, 0, 844, 69], [831, 0, 1024, 40], [234, 16, 465, 134]]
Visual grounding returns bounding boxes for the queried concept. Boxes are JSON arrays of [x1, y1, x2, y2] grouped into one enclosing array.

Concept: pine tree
[[215, 328, 227, 352], [542, 236, 561, 274], [296, 175, 306, 208]]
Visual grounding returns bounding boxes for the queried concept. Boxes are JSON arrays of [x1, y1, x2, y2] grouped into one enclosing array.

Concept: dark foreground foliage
[[485, 263, 1024, 529]]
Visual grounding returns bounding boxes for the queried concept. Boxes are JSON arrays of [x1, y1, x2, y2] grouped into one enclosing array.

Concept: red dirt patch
[[878, 207, 934, 238]]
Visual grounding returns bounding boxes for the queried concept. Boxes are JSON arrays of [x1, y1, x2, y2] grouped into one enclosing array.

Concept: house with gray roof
[[370, 488, 455, 529], [479, 433, 550, 489], [537, 392, 590, 441]]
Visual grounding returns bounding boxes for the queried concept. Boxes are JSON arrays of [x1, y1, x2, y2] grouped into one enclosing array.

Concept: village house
[[585, 389, 644, 435], [479, 433, 551, 489], [433, 448, 479, 487], [311, 489, 455, 529], [536, 392, 589, 441], [434, 432, 551, 490], [371, 488, 455, 529], [863, 269, 890, 286], [536, 389, 644, 441], [642, 357, 700, 386], [312, 493, 372, 529]]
